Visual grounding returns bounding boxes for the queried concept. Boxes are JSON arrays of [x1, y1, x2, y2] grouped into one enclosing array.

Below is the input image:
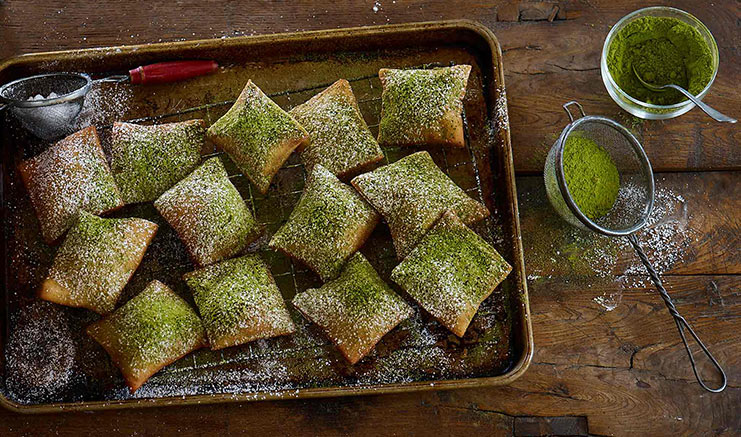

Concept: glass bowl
[[600, 6, 719, 120]]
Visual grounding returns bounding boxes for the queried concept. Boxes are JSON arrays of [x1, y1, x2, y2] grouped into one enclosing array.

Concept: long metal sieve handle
[[627, 234, 727, 393]]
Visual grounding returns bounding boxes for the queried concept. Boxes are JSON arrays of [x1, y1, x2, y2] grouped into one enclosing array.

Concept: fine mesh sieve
[[0, 73, 92, 141], [0, 61, 219, 141], [545, 101, 726, 393]]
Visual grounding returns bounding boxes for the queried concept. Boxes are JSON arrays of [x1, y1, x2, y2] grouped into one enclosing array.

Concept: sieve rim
[[555, 115, 655, 237], [0, 72, 92, 108]]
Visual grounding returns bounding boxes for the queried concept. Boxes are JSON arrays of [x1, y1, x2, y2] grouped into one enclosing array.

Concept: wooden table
[[1, 1, 738, 435]]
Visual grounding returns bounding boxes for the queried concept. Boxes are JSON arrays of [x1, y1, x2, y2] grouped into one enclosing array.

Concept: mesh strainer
[[0, 61, 218, 141], [545, 101, 726, 393]]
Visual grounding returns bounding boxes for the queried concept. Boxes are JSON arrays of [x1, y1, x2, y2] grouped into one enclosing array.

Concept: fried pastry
[[87, 280, 207, 393], [18, 126, 124, 244], [377, 65, 471, 148], [269, 164, 379, 281], [183, 254, 295, 350], [207, 80, 309, 193], [293, 253, 413, 364], [154, 157, 259, 267], [289, 79, 383, 179], [391, 210, 511, 337], [110, 120, 206, 204], [351, 151, 488, 259], [40, 211, 157, 314]]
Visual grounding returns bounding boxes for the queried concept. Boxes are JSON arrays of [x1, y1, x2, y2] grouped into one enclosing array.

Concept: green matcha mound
[[562, 135, 620, 220]]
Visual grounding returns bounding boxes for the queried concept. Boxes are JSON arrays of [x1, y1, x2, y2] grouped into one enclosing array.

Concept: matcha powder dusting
[[607, 15, 714, 106], [563, 135, 620, 220]]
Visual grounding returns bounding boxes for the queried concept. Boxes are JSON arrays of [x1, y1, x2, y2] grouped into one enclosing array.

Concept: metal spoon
[[633, 66, 736, 123]]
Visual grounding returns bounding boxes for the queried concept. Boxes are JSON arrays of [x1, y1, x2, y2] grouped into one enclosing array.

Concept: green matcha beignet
[[289, 79, 384, 179], [154, 157, 259, 267], [40, 212, 157, 315], [270, 164, 379, 281], [110, 120, 205, 204], [351, 151, 488, 259], [391, 210, 511, 337], [184, 254, 295, 350], [293, 253, 413, 364], [207, 80, 309, 194], [18, 126, 124, 244], [87, 280, 207, 393], [377, 65, 471, 148]]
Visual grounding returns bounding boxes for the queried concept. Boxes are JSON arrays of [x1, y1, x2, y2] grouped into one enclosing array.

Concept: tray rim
[[0, 19, 533, 414]]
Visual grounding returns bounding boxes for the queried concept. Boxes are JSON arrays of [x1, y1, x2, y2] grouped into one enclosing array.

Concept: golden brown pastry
[[351, 151, 488, 259], [377, 65, 471, 148], [207, 80, 309, 193], [391, 210, 511, 337], [183, 254, 295, 350], [87, 280, 207, 393], [293, 253, 413, 364], [289, 79, 384, 179], [40, 211, 157, 314], [270, 164, 379, 281], [18, 126, 124, 244], [154, 157, 260, 267], [110, 119, 205, 204]]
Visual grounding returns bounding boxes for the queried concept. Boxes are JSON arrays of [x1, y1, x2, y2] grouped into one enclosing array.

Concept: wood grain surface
[[1, 1, 739, 436]]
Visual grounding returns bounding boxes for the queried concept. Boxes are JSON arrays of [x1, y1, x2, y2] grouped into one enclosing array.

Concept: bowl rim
[[601, 6, 719, 110]]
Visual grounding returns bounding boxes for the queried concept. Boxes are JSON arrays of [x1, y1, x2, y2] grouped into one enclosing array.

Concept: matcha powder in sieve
[[563, 135, 620, 220], [606, 15, 714, 106]]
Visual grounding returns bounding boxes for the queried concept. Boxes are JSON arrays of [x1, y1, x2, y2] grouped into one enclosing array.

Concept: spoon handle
[[667, 84, 737, 123]]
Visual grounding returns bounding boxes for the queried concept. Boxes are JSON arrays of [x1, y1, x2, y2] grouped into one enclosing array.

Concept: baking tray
[[0, 20, 532, 413]]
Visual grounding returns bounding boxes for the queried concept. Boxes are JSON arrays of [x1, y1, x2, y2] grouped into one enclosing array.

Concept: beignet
[[293, 253, 413, 364], [207, 80, 309, 193], [391, 210, 511, 337], [184, 254, 295, 350], [154, 157, 259, 267], [18, 126, 123, 244], [269, 164, 379, 281], [87, 280, 207, 393], [40, 211, 157, 314], [377, 65, 471, 148], [351, 151, 488, 259], [289, 79, 383, 179], [110, 120, 205, 204]]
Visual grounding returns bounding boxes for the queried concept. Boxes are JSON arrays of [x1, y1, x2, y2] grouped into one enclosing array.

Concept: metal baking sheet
[[0, 20, 533, 413]]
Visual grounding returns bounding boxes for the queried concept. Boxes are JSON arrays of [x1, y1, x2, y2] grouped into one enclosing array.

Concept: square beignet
[[377, 65, 471, 148], [40, 211, 157, 314], [110, 119, 205, 204], [391, 210, 511, 337], [18, 126, 124, 244], [87, 280, 207, 393], [351, 151, 488, 259], [154, 157, 259, 267], [269, 164, 379, 281], [289, 79, 384, 179], [183, 254, 295, 350], [207, 80, 309, 194], [293, 253, 413, 364]]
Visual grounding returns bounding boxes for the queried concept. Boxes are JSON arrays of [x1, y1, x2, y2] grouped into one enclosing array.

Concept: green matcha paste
[[607, 16, 714, 106], [563, 135, 620, 220]]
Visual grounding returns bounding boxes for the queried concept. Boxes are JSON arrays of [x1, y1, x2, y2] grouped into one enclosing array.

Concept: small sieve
[[544, 101, 726, 393], [0, 61, 218, 141]]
